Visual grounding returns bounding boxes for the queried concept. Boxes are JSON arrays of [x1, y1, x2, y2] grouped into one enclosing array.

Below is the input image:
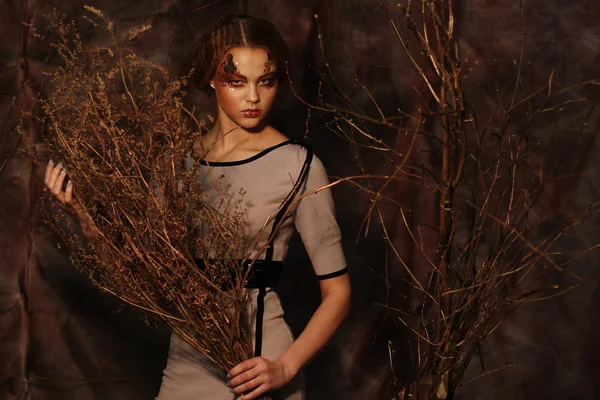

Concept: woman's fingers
[[44, 160, 54, 185], [228, 358, 260, 381], [65, 180, 73, 204], [47, 163, 63, 193], [43, 160, 78, 213], [228, 357, 292, 398], [231, 375, 263, 395], [51, 166, 67, 196], [228, 361, 261, 388], [229, 368, 262, 393], [237, 383, 269, 400]]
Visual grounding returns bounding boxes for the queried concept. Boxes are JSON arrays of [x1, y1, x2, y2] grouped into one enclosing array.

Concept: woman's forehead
[[218, 47, 273, 76]]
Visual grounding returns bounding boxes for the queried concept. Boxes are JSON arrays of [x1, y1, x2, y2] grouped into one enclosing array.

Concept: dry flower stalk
[[26, 10, 267, 386], [300, 1, 600, 399]]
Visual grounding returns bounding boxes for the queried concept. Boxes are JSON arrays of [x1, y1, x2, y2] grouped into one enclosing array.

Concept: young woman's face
[[211, 46, 278, 131]]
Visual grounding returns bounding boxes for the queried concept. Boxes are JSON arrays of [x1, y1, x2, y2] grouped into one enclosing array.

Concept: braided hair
[[193, 14, 290, 93]]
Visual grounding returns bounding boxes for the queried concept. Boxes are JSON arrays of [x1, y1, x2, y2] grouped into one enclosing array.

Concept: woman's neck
[[211, 122, 253, 148], [196, 119, 287, 162], [202, 120, 268, 155], [212, 121, 243, 142]]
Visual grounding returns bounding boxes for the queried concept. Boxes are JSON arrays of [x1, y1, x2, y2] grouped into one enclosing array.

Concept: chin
[[237, 117, 267, 131]]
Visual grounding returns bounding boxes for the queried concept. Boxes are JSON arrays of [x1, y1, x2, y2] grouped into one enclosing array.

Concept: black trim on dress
[[198, 140, 293, 166], [316, 267, 348, 280], [255, 140, 313, 357], [197, 141, 338, 358]]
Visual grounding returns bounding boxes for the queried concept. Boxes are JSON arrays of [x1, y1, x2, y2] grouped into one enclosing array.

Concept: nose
[[246, 84, 259, 104]]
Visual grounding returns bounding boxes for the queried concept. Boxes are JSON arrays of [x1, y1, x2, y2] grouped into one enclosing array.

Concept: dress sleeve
[[293, 153, 348, 279]]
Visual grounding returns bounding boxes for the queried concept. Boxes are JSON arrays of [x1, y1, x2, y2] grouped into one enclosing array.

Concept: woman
[[45, 14, 351, 400]]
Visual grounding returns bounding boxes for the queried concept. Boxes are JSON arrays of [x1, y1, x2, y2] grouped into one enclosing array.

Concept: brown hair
[[193, 14, 291, 93]]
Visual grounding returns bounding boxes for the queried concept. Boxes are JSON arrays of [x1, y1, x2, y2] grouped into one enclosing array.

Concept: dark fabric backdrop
[[1, 0, 599, 399]]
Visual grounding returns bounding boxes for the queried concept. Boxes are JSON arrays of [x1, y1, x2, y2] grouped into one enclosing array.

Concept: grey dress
[[156, 141, 347, 400]]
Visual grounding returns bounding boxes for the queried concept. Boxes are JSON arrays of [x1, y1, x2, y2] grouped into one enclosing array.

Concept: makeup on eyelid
[[212, 47, 278, 130], [217, 54, 241, 89]]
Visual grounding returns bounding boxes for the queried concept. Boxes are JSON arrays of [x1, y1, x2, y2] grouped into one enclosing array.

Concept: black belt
[[194, 259, 283, 357], [197, 141, 313, 358], [194, 259, 283, 290]]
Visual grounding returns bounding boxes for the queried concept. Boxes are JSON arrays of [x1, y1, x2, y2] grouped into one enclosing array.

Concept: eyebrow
[[259, 71, 277, 78], [225, 71, 277, 80]]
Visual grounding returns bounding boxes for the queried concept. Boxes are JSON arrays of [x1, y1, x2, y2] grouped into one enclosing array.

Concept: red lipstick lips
[[242, 109, 261, 118]]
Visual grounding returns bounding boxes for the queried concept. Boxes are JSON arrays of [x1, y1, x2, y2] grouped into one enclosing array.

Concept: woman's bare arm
[[278, 273, 351, 373], [227, 273, 351, 399], [44, 160, 96, 240]]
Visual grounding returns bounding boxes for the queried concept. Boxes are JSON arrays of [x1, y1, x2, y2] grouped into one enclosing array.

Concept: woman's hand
[[44, 160, 83, 217], [44, 160, 73, 205], [227, 357, 295, 399]]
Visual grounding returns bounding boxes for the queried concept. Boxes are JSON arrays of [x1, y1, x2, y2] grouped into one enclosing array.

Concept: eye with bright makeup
[[215, 51, 278, 89], [221, 76, 276, 88], [217, 54, 242, 88], [228, 79, 244, 87], [211, 47, 281, 130], [258, 77, 277, 88]]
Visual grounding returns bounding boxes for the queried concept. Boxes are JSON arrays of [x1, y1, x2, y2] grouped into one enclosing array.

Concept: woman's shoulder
[[273, 140, 329, 181], [260, 127, 306, 162], [273, 139, 312, 162], [263, 126, 288, 145]]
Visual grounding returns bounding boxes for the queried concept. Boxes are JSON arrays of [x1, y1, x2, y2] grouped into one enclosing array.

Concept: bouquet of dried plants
[[304, 1, 600, 398], [28, 8, 260, 377]]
